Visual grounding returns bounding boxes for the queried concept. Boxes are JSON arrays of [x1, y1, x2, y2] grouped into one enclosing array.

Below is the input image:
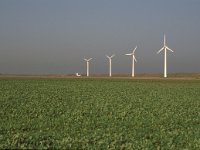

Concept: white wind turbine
[[125, 46, 137, 77], [106, 54, 115, 77], [157, 34, 174, 78], [84, 58, 92, 77]]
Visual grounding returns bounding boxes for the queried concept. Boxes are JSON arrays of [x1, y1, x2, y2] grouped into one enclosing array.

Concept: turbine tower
[[106, 54, 115, 77], [84, 58, 92, 77], [125, 46, 137, 77], [157, 34, 174, 78]]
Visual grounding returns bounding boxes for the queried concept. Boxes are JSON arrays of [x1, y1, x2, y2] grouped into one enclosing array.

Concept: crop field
[[0, 77, 200, 149]]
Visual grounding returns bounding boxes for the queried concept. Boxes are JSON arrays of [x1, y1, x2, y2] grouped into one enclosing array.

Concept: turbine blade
[[166, 46, 174, 52], [111, 54, 115, 58], [106, 54, 115, 59], [133, 55, 137, 62], [133, 46, 137, 53], [125, 53, 133, 56], [157, 47, 164, 54], [84, 58, 92, 61], [164, 34, 166, 46]]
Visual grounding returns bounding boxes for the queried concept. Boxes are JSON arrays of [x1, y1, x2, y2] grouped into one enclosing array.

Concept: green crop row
[[0, 78, 200, 149]]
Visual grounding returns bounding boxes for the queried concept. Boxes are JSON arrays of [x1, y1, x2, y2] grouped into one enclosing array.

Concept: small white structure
[[106, 54, 115, 77], [75, 73, 81, 77], [125, 46, 137, 77], [157, 34, 174, 78], [84, 58, 92, 77]]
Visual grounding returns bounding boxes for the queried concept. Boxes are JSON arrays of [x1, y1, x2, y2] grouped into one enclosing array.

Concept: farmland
[[0, 77, 200, 149]]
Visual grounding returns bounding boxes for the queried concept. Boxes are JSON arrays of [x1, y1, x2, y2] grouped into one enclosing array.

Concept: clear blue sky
[[0, 0, 199, 74]]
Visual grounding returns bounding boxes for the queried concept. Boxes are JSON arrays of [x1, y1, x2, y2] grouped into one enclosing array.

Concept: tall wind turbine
[[157, 34, 174, 78], [84, 58, 92, 77], [106, 54, 115, 77], [125, 46, 137, 77]]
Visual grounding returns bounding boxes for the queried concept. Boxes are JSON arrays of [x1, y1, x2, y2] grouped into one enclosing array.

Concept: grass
[[0, 77, 200, 149]]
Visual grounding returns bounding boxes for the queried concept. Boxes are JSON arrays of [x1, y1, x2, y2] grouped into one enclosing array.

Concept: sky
[[0, 0, 199, 74]]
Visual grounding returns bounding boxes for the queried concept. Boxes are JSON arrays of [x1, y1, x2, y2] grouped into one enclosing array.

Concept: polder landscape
[[1, 0, 200, 149], [0, 74, 200, 149]]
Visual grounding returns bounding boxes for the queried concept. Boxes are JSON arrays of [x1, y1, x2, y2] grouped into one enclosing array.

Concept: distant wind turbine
[[157, 34, 174, 78], [106, 54, 115, 77], [84, 58, 92, 77], [125, 46, 137, 77]]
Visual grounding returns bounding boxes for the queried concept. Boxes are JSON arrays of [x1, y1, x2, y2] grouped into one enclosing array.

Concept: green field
[[0, 78, 200, 149]]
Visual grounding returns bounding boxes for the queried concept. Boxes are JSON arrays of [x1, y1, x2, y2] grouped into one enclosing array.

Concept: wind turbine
[[84, 58, 92, 77], [125, 46, 137, 77], [157, 34, 174, 78], [106, 54, 115, 77]]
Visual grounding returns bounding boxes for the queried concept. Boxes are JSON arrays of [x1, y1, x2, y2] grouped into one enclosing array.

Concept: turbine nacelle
[[84, 58, 92, 62], [106, 54, 115, 59], [157, 46, 174, 54]]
